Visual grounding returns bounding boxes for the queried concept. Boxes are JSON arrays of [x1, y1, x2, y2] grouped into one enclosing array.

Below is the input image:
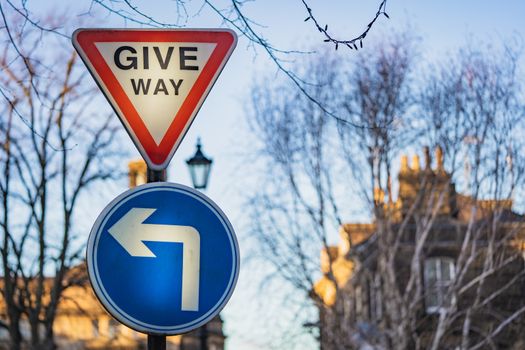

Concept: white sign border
[[86, 182, 240, 335]]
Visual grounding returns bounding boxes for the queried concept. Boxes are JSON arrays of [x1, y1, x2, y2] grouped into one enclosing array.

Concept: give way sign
[[73, 29, 237, 170]]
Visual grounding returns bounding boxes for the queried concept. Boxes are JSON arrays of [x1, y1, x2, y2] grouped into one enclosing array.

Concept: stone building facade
[[314, 148, 525, 349], [0, 263, 225, 349]]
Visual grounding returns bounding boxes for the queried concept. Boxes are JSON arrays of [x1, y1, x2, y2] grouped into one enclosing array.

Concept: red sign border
[[72, 28, 237, 170]]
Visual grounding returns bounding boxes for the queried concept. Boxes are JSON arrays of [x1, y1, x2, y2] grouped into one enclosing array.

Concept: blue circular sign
[[87, 182, 239, 335]]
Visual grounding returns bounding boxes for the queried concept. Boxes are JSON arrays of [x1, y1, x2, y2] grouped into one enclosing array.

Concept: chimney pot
[[401, 155, 409, 172], [436, 146, 444, 171], [424, 146, 431, 170], [412, 155, 420, 172]]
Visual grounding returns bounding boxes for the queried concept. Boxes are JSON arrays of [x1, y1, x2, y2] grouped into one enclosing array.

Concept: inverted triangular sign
[[73, 28, 237, 170]]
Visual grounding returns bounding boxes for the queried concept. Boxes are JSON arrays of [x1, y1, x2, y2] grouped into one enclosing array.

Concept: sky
[[18, 1, 525, 349]]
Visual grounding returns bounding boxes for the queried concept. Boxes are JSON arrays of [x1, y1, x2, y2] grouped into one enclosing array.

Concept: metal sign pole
[[147, 166, 167, 350], [148, 335, 166, 350], [147, 168, 167, 183]]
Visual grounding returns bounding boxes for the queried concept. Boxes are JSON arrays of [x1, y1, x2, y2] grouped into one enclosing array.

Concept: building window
[[355, 285, 363, 316], [369, 274, 382, 321], [91, 319, 99, 338], [108, 318, 120, 338], [424, 257, 455, 314]]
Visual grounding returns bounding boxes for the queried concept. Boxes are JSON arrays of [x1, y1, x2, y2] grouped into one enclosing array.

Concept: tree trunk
[[43, 318, 56, 350], [8, 314, 22, 350]]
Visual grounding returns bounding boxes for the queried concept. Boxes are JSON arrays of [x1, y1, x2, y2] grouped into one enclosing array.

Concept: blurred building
[[314, 148, 525, 349], [0, 160, 225, 350]]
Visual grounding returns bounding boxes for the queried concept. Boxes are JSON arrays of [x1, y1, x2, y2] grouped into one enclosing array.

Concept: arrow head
[[108, 208, 158, 257]]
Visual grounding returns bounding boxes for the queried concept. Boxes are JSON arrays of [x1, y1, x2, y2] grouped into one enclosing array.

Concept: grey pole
[[147, 168, 167, 183], [147, 167, 167, 350], [200, 324, 208, 350], [148, 334, 167, 350]]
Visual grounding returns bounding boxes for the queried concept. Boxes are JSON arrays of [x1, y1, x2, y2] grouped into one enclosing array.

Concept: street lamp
[[185, 138, 214, 350], [186, 138, 213, 190]]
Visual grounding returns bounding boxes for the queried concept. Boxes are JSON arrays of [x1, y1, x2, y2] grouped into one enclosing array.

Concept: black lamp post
[[186, 138, 213, 190], [185, 138, 212, 350]]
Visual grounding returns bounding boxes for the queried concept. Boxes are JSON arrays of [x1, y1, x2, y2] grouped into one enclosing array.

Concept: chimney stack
[[424, 146, 431, 170], [401, 155, 409, 172], [412, 155, 420, 172], [374, 187, 385, 203], [436, 146, 444, 171]]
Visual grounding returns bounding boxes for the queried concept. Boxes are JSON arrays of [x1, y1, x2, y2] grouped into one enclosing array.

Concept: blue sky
[[20, 1, 525, 349]]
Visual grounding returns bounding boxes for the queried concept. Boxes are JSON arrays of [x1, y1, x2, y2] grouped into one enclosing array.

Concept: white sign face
[[73, 29, 237, 170], [96, 42, 216, 144]]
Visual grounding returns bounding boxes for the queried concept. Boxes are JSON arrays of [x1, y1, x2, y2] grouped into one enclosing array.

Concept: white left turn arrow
[[108, 207, 200, 311]]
